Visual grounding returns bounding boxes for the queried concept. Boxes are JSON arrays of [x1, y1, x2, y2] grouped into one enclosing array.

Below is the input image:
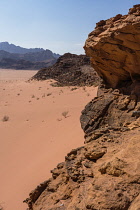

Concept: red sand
[[0, 69, 97, 210]]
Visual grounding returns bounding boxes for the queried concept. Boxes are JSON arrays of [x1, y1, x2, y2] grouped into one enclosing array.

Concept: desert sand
[[0, 69, 97, 210]]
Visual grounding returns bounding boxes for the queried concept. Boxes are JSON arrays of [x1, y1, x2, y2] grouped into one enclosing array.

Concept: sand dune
[[0, 69, 97, 210]]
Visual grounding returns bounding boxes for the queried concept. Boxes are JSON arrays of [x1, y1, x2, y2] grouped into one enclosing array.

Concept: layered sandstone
[[25, 5, 140, 210], [84, 4, 140, 93]]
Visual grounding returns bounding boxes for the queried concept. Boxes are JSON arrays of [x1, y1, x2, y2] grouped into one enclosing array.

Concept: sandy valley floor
[[0, 69, 97, 210]]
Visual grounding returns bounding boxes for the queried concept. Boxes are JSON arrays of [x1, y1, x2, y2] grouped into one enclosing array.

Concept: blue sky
[[0, 0, 139, 54]]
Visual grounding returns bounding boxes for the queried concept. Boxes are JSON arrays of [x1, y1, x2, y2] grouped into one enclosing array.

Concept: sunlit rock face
[[84, 4, 140, 90], [25, 5, 140, 210]]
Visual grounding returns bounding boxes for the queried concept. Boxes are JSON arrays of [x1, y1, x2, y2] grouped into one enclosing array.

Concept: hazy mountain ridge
[[0, 42, 60, 69], [0, 42, 44, 54], [0, 50, 56, 62]]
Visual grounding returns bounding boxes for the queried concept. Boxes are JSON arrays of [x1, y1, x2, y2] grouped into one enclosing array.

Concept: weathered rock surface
[[84, 4, 140, 92], [25, 5, 140, 210], [32, 53, 100, 86], [80, 86, 139, 142], [24, 87, 140, 210]]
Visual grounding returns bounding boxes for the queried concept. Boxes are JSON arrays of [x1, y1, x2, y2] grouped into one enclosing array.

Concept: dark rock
[[81, 87, 138, 141], [32, 53, 100, 86]]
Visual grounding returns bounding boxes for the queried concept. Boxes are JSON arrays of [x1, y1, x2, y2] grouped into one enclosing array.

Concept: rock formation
[[25, 5, 140, 210], [84, 4, 140, 95], [32, 53, 100, 86]]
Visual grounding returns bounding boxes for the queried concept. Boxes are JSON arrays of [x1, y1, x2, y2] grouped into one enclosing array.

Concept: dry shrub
[[47, 93, 52, 96], [2, 115, 9, 122], [62, 111, 69, 118], [71, 87, 77, 91]]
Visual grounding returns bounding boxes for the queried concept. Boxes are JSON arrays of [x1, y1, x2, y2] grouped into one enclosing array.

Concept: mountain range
[[0, 42, 60, 69]]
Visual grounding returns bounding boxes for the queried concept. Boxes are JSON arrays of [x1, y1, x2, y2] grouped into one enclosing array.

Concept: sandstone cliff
[[25, 5, 140, 210], [84, 4, 140, 94]]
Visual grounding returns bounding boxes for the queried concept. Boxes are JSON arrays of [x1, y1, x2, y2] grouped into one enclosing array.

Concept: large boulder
[[84, 4, 140, 92]]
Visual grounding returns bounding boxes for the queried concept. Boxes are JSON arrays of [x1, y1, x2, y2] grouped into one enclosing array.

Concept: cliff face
[[25, 5, 140, 210], [84, 4, 140, 93], [24, 88, 140, 210]]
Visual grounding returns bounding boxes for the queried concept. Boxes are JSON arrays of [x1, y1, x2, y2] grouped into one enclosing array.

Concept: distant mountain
[[0, 57, 56, 70], [0, 50, 18, 60], [22, 50, 58, 62], [53, 53, 61, 59], [0, 41, 60, 58], [0, 42, 44, 54], [0, 49, 59, 62], [0, 42, 61, 69]]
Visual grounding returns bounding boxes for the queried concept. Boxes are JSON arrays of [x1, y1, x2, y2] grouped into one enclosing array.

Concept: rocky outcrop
[[32, 53, 100, 86], [81, 86, 139, 142], [84, 4, 140, 93], [24, 86, 140, 210], [25, 5, 140, 210]]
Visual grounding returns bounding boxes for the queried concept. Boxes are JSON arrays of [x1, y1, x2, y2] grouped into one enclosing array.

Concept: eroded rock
[[84, 4, 140, 95], [84, 142, 107, 160], [25, 85, 140, 210], [25, 5, 140, 210], [32, 53, 100, 87]]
